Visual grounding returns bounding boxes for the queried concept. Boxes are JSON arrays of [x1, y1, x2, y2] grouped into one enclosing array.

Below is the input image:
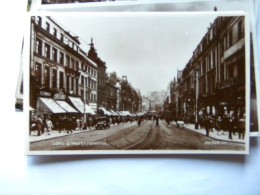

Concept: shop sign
[[54, 91, 66, 100], [39, 91, 51, 97], [89, 103, 97, 111]]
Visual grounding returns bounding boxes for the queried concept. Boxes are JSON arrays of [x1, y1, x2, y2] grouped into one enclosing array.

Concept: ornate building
[[106, 73, 118, 110], [87, 38, 107, 110], [30, 16, 97, 115]]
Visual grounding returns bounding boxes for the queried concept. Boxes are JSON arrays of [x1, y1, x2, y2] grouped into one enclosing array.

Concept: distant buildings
[[118, 76, 142, 113], [164, 16, 246, 122]]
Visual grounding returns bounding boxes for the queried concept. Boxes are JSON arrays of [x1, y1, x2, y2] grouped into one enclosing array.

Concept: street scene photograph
[[25, 0, 259, 135], [27, 12, 249, 154]]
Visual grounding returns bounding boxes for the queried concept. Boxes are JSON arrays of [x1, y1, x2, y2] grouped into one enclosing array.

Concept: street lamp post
[[195, 64, 199, 129]]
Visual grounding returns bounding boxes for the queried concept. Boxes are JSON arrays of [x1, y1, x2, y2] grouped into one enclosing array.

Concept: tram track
[[105, 121, 153, 150], [127, 121, 162, 150]]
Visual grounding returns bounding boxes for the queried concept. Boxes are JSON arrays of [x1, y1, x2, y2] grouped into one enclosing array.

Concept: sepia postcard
[[24, 0, 259, 135], [23, 12, 250, 155]]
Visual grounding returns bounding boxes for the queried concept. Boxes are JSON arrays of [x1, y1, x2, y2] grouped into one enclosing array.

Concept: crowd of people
[[29, 114, 145, 136], [29, 112, 246, 140], [197, 113, 246, 140], [30, 115, 54, 136]]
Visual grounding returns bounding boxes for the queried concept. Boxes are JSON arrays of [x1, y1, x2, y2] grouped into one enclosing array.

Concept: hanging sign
[[54, 91, 66, 100]]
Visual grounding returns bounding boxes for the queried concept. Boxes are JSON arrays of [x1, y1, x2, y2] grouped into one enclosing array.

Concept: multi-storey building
[[30, 16, 144, 118], [168, 16, 245, 121], [78, 49, 98, 112], [30, 16, 97, 115], [119, 76, 142, 112], [87, 38, 107, 110], [200, 16, 245, 117], [106, 73, 118, 110]]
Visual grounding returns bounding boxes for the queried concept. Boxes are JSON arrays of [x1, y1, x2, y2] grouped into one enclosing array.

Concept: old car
[[95, 117, 110, 130]]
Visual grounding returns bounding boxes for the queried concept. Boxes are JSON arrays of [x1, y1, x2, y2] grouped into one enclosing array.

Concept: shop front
[[67, 96, 96, 123]]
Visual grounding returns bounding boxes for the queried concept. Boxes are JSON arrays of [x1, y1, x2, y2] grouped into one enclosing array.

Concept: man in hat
[[35, 115, 43, 136]]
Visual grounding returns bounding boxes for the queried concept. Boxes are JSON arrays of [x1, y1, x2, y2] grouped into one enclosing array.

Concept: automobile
[[95, 116, 110, 130]]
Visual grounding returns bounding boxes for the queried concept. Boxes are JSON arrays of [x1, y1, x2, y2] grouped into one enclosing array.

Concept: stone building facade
[[165, 16, 246, 122]]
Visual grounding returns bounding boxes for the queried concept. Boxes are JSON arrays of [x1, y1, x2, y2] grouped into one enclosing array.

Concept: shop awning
[[107, 110, 115, 116], [121, 111, 132, 116], [118, 111, 126, 116], [136, 112, 144, 116], [37, 97, 66, 114], [68, 96, 95, 114], [132, 113, 138, 116], [99, 107, 111, 116], [68, 96, 84, 113], [55, 100, 78, 113], [85, 104, 96, 115], [110, 110, 119, 116]]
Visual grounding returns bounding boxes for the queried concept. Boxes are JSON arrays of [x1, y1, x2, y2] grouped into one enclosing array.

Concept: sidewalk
[[29, 129, 94, 143], [29, 123, 123, 143], [170, 122, 245, 144]]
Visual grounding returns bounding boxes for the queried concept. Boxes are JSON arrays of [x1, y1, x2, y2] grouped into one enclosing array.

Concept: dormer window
[[46, 22, 50, 32], [53, 28, 57, 37], [60, 33, 64, 42]]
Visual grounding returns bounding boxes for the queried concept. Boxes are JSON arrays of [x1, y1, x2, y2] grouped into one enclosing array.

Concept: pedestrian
[[35, 115, 43, 136], [209, 115, 214, 132], [72, 116, 77, 130], [76, 117, 80, 131], [80, 117, 84, 130], [137, 117, 142, 126], [65, 116, 73, 134], [227, 115, 235, 140], [46, 116, 53, 135], [237, 114, 245, 139], [30, 115, 36, 135], [156, 116, 159, 127], [57, 115, 64, 133], [215, 116, 222, 136], [198, 115, 203, 129], [88, 116, 93, 130], [233, 114, 239, 136], [204, 115, 210, 136], [222, 114, 229, 135], [42, 115, 47, 134]]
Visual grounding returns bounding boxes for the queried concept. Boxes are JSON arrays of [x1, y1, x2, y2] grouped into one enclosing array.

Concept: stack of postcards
[[16, 0, 259, 155]]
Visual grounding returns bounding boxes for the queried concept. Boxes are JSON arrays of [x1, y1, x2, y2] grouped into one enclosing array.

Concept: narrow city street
[[30, 120, 245, 151]]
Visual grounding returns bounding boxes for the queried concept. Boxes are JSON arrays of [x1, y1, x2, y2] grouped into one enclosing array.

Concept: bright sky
[[47, 0, 254, 96], [53, 12, 219, 96]]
